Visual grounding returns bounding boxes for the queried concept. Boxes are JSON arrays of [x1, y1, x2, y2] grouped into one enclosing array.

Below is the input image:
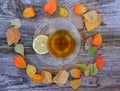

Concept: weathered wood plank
[[0, 47, 120, 90]]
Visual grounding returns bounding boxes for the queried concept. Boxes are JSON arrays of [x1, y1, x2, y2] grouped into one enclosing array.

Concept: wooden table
[[0, 0, 120, 91]]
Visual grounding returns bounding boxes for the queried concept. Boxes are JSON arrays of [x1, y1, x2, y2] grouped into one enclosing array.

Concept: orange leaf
[[73, 4, 87, 15], [13, 55, 26, 68], [70, 69, 81, 78], [93, 33, 102, 47], [44, 0, 57, 15], [96, 56, 105, 70], [32, 74, 42, 83], [23, 7, 36, 18], [6, 27, 21, 44]]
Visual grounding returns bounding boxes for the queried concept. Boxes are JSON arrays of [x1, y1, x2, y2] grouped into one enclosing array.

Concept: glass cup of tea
[[34, 18, 81, 66]]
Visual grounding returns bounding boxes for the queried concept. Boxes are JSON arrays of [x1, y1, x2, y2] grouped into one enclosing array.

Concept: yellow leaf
[[70, 79, 82, 89], [84, 11, 102, 32], [84, 10, 99, 23], [26, 64, 36, 78], [60, 7, 68, 18]]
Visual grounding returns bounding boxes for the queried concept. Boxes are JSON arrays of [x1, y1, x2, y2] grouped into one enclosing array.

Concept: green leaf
[[89, 64, 94, 76], [77, 64, 88, 71], [88, 46, 98, 55], [84, 63, 99, 76], [84, 70, 89, 76], [91, 63, 98, 76], [7, 38, 13, 46], [84, 64, 93, 76], [14, 44, 24, 56], [60, 7, 69, 18]]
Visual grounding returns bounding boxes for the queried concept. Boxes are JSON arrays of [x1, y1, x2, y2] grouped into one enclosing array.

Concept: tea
[[47, 30, 77, 59]]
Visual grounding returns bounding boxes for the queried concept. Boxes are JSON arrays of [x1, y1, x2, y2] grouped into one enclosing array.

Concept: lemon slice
[[33, 35, 48, 54]]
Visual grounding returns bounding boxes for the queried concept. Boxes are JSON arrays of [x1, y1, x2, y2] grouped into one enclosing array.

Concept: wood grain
[[0, 0, 120, 91]]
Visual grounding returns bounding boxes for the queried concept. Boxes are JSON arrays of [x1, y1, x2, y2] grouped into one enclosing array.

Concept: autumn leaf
[[85, 37, 93, 50], [14, 44, 24, 56], [84, 10, 99, 23], [81, 32, 87, 41], [73, 4, 87, 15], [44, 0, 57, 15], [53, 70, 69, 87], [96, 56, 105, 70], [32, 74, 42, 83], [41, 71, 53, 84], [13, 55, 26, 68], [84, 10, 102, 32], [6, 27, 22, 44], [69, 69, 81, 78], [70, 79, 82, 89], [10, 18, 22, 29], [60, 7, 68, 18], [93, 33, 103, 47], [26, 64, 36, 78], [84, 64, 93, 76], [7, 38, 13, 46], [23, 7, 36, 18]]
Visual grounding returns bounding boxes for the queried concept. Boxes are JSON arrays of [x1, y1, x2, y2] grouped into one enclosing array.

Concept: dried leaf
[[32, 74, 42, 83], [73, 4, 87, 15], [81, 32, 87, 41], [84, 10, 99, 23], [84, 13, 102, 32], [10, 18, 22, 29], [85, 37, 93, 50], [78, 28, 83, 32], [76, 64, 88, 71], [13, 55, 26, 68], [23, 7, 36, 18], [93, 33, 102, 47], [7, 38, 13, 46], [70, 79, 82, 89], [26, 64, 36, 78], [88, 46, 98, 55], [6, 27, 22, 44], [69, 69, 81, 78], [44, 0, 57, 15], [14, 44, 24, 56], [60, 7, 68, 18], [41, 71, 53, 84], [96, 56, 105, 70], [53, 70, 69, 87]]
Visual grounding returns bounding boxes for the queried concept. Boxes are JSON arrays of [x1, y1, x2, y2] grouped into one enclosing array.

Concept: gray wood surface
[[0, 0, 120, 91]]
